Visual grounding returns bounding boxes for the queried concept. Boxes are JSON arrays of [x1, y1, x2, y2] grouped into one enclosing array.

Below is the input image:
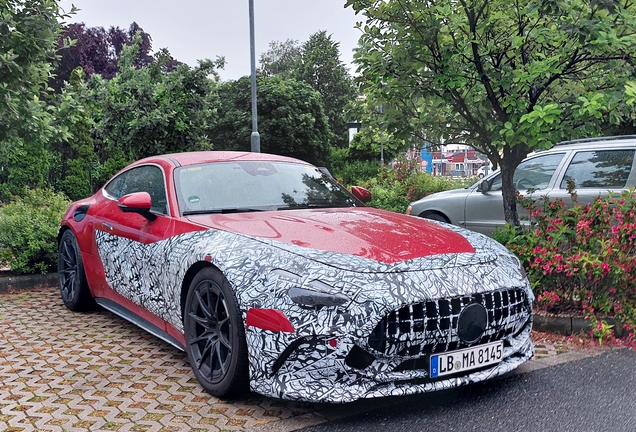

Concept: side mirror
[[351, 186, 372, 203], [118, 192, 157, 221], [477, 179, 491, 193]]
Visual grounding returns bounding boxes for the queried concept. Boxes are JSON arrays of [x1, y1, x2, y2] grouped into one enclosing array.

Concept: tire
[[424, 212, 450, 223], [58, 230, 95, 311], [184, 267, 249, 398]]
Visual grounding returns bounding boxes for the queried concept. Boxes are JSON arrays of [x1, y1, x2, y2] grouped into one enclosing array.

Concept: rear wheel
[[58, 230, 95, 311], [184, 267, 249, 398], [423, 212, 450, 223]]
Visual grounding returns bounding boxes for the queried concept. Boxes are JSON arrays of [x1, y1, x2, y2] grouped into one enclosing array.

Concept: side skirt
[[95, 297, 185, 351]]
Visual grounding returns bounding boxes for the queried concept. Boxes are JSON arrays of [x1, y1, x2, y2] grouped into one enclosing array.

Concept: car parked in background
[[407, 136, 636, 236], [477, 164, 491, 178]]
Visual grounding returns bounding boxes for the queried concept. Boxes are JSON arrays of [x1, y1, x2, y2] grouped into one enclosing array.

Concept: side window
[[104, 166, 168, 214], [560, 150, 635, 189], [490, 153, 565, 191]]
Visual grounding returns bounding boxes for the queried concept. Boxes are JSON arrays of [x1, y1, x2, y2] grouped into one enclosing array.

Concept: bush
[[0, 189, 70, 274], [500, 184, 636, 338], [356, 162, 474, 213]]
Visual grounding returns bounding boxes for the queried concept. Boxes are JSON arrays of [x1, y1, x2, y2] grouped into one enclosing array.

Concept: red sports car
[[58, 151, 534, 403]]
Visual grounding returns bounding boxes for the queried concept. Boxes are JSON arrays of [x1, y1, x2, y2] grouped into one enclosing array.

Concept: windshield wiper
[[276, 202, 353, 210], [183, 208, 266, 216]]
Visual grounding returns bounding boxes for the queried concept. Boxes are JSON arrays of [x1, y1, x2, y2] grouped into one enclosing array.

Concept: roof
[[137, 151, 308, 167], [551, 136, 636, 151]]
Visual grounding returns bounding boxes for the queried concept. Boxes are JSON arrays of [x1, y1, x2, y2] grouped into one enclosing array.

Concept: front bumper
[[246, 311, 533, 403]]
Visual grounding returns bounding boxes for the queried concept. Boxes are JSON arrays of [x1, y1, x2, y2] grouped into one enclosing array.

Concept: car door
[[463, 152, 567, 235], [92, 164, 176, 307], [545, 148, 636, 207]]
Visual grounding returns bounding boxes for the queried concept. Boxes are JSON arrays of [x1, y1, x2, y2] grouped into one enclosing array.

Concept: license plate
[[430, 341, 503, 378]]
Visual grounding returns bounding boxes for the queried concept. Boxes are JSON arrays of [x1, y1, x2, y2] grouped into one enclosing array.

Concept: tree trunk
[[500, 161, 520, 227]]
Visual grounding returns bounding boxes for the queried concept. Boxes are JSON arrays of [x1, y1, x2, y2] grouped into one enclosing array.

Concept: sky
[[60, 0, 363, 81]]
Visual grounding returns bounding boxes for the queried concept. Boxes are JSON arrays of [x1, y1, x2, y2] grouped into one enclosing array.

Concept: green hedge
[[0, 189, 70, 274]]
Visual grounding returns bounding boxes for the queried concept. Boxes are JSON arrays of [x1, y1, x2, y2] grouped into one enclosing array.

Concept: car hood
[[187, 207, 480, 266], [414, 186, 474, 203]]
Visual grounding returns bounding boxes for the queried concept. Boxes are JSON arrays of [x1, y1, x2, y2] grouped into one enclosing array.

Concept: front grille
[[368, 288, 529, 356]]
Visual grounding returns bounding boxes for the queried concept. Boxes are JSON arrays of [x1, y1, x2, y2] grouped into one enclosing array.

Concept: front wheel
[[183, 267, 249, 398], [423, 212, 450, 223], [58, 230, 95, 311]]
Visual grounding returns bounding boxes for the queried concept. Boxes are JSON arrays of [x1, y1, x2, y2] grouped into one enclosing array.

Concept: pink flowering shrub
[[501, 181, 636, 338]]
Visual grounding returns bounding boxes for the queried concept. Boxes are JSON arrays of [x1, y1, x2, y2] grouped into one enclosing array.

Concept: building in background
[[431, 143, 489, 177]]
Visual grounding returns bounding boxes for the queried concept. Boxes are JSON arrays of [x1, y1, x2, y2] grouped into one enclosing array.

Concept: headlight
[[273, 270, 351, 307], [287, 284, 350, 307]]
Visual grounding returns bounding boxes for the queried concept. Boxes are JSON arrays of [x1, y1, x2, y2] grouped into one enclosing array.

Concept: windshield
[[175, 161, 359, 215]]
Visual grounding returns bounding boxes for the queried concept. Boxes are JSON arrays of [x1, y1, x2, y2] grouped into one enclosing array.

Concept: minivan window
[[560, 149, 635, 189], [490, 153, 566, 191]]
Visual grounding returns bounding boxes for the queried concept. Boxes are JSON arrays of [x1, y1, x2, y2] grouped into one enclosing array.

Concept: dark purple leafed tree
[[51, 22, 160, 92]]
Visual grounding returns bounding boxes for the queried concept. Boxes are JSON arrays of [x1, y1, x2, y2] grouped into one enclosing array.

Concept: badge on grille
[[457, 303, 488, 343]]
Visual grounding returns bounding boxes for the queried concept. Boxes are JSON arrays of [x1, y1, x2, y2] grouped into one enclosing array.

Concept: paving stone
[[0, 289, 313, 431]]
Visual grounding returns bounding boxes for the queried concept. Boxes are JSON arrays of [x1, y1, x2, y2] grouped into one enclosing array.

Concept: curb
[[533, 314, 624, 338], [0, 272, 58, 293]]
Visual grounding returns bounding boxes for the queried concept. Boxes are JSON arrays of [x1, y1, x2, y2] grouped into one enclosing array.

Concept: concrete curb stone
[[533, 313, 625, 337], [0, 272, 58, 293]]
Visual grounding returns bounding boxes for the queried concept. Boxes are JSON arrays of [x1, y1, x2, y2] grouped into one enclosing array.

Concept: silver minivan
[[407, 136, 636, 236]]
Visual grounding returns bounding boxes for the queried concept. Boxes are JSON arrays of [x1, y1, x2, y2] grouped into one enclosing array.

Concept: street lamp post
[[248, 0, 260, 152], [379, 103, 384, 165]]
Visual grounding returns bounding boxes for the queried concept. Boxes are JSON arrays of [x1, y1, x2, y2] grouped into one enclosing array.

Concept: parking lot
[[0, 288, 322, 431]]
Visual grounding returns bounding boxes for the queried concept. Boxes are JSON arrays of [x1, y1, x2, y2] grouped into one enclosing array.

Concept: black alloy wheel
[[184, 267, 248, 398], [58, 230, 94, 311]]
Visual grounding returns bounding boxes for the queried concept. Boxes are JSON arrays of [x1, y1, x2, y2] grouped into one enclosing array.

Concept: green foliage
[[329, 148, 382, 185], [356, 163, 473, 213], [0, 189, 70, 274], [90, 39, 221, 184], [50, 68, 98, 200], [211, 76, 331, 166], [347, 126, 404, 162], [259, 39, 302, 77], [0, 0, 74, 201], [501, 187, 636, 337], [346, 0, 636, 227], [259, 31, 358, 148], [294, 31, 358, 148]]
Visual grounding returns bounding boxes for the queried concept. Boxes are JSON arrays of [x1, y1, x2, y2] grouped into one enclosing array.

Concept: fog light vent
[[345, 345, 376, 370]]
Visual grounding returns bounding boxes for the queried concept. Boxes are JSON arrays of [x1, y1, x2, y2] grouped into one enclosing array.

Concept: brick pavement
[[0, 289, 317, 431], [0, 288, 599, 432]]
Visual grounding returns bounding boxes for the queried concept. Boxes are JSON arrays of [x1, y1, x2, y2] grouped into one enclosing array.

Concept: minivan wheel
[[423, 212, 450, 223]]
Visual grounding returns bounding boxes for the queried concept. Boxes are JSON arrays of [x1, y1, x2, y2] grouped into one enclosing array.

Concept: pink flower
[[601, 262, 610, 275]]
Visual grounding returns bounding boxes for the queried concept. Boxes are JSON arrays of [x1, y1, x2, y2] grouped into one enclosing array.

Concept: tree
[[294, 31, 357, 148], [50, 22, 157, 92], [260, 32, 358, 149], [89, 37, 222, 184], [259, 39, 301, 77], [50, 67, 98, 200], [0, 0, 72, 201], [346, 0, 636, 226], [210, 76, 331, 166]]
